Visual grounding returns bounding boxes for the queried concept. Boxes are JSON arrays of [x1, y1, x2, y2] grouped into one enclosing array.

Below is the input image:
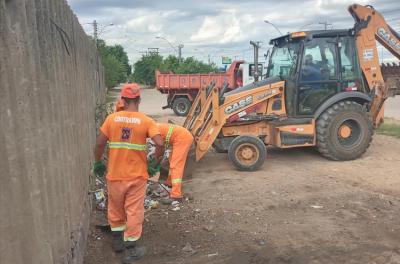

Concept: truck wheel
[[228, 135, 266, 171], [316, 101, 373, 161], [172, 97, 191, 116]]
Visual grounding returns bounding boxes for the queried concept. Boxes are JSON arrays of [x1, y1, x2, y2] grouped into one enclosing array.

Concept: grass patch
[[377, 119, 400, 138]]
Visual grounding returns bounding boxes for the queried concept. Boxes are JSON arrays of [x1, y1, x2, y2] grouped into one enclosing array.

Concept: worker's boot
[[111, 231, 124, 253], [122, 241, 146, 263]]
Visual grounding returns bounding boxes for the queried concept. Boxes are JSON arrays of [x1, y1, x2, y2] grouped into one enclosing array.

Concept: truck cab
[[239, 62, 266, 86]]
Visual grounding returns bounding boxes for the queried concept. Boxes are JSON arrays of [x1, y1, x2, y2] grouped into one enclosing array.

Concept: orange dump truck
[[156, 61, 246, 116]]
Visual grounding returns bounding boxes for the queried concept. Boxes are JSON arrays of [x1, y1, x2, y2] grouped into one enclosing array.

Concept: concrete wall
[[0, 0, 105, 263]]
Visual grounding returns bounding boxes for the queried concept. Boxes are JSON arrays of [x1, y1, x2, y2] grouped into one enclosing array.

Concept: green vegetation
[[96, 40, 218, 88], [131, 53, 163, 86], [377, 119, 400, 138], [97, 39, 130, 89], [131, 53, 218, 86]]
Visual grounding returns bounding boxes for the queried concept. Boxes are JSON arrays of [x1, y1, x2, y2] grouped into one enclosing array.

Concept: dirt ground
[[84, 88, 400, 264]]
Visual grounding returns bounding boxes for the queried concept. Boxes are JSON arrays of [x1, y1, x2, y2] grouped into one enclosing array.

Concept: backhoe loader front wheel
[[316, 100, 373, 161], [228, 135, 266, 171], [172, 97, 191, 116]]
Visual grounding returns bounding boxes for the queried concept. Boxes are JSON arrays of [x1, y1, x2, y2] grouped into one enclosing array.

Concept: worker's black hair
[[122, 96, 140, 105]]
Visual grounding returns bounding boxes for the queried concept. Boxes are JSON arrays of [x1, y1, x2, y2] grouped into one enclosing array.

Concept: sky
[[67, 0, 400, 65]]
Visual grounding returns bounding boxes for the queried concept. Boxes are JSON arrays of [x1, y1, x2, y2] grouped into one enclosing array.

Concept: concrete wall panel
[[0, 0, 105, 263]]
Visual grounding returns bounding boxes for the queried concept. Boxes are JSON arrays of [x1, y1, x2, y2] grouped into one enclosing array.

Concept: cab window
[[339, 38, 357, 80], [300, 39, 337, 81], [249, 64, 263, 77], [298, 38, 339, 115]]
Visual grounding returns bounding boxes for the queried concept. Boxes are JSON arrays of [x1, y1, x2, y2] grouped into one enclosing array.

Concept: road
[[85, 88, 400, 264]]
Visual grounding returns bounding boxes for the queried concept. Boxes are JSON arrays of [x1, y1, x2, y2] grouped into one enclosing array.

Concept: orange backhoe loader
[[184, 4, 400, 171]]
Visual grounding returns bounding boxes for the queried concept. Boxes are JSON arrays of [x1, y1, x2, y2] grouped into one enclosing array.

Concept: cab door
[[338, 36, 365, 93], [296, 38, 340, 116]]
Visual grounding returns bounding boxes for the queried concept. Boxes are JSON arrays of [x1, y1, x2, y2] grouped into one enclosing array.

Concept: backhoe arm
[[349, 4, 400, 126], [184, 81, 284, 161]]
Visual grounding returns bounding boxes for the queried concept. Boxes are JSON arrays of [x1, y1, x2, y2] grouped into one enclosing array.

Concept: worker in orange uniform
[[157, 123, 193, 204], [93, 83, 164, 263]]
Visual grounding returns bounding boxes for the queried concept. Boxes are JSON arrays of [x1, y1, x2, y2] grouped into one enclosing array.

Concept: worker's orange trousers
[[166, 132, 193, 198], [107, 178, 147, 241]]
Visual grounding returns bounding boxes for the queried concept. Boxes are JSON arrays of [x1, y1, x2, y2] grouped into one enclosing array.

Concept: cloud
[[67, 0, 399, 64], [191, 9, 247, 44]]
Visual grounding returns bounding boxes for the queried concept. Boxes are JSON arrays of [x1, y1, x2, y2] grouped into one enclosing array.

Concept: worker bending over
[[157, 123, 193, 204], [93, 83, 164, 263]]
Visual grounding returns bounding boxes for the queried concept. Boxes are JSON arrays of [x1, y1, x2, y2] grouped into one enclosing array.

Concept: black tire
[[172, 97, 191, 116], [316, 100, 373, 161], [228, 135, 266, 171]]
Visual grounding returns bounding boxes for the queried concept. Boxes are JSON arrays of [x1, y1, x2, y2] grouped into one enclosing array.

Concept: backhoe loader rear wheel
[[228, 135, 266, 171], [172, 97, 191, 116], [316, 100, 373, 161]]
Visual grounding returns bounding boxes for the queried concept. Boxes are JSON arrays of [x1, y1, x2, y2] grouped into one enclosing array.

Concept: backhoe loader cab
[[184, 4, 399, 171], [267, 29, 367, 118]]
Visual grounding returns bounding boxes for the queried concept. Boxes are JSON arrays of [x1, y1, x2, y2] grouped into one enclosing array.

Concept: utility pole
[[319, 21, 332, 30], [93, 20, 98, 44], [178, 44, 184, 61], [250, 41, 261, 82]]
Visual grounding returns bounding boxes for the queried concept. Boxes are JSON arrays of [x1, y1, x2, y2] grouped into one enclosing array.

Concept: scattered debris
[[310, 205, 324, 209], [203, 225, 214, 232], [94, 189, 107, 211], [258, 239, 266, 246], [208, 252, 218, 257], [144, 196, 160, 211], [182, 242, 195, 254], [171, 207, 181, 211]]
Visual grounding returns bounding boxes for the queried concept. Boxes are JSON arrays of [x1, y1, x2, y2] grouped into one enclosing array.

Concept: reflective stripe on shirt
[[109, 142, 147, 151], [165, 125, 175, 148]]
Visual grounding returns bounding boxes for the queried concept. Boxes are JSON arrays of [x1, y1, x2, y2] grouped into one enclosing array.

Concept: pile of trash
[[92, 139, 174, 213], [93, 180, 173, 213]]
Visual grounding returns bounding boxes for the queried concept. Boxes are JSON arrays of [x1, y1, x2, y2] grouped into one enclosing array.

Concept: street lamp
[[155, 36, 184, 61], [264, 20, 283, 36]]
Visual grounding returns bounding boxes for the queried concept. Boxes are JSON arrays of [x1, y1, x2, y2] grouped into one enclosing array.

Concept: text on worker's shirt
[[114, 116, 141, 124]]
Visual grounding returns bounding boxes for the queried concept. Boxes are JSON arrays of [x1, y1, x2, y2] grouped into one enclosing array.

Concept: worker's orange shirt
[[157, 123, 192, 145], [100, 111, 160, 181]]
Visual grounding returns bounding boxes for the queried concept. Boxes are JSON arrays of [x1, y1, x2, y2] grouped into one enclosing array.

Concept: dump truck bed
[[155, 60, 244, 93]]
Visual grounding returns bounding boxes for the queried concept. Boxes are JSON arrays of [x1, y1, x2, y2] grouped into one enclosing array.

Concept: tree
[[160, 55, 180, 73], [97, 39, 130, 89], [132, 53, 163, 85], [102, 55, 126, 89], [175, 57, 217, 74]]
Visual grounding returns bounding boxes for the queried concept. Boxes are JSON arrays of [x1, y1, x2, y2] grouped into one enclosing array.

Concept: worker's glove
[[92, 160, 107, 178], [147, 156, 161, 177]]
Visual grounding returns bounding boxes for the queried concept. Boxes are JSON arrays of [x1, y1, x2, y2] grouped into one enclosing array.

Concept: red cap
[[121, 83, 141, 99]]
